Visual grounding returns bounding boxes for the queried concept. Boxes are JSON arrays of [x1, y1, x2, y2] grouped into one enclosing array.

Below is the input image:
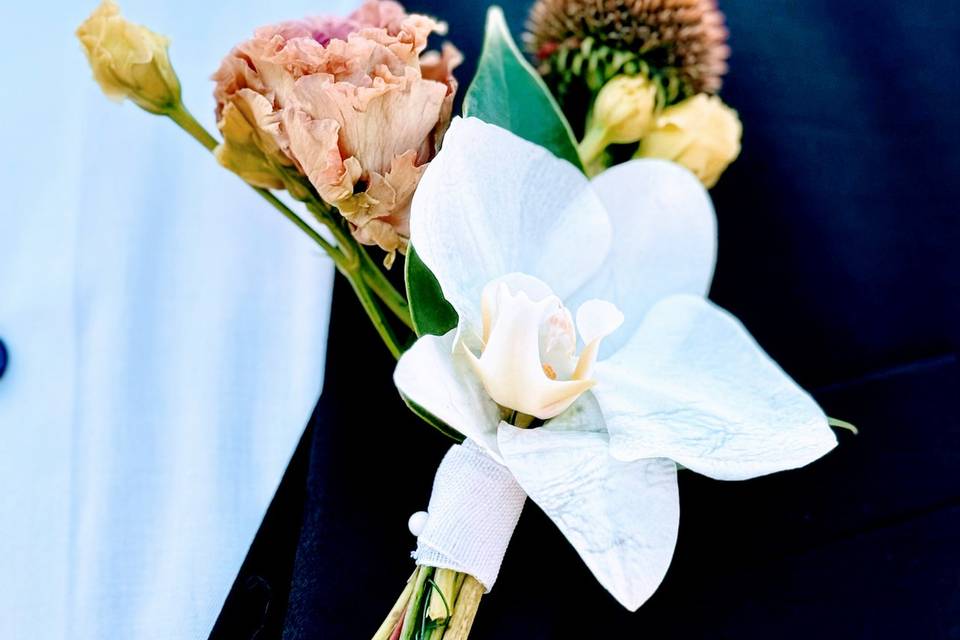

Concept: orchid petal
[[394, 330, 503, 461], [465, 287, 593, 420], [410, 117, 612, 340], [480, 273, 555, 346], [484, 273, 555, 304], [572, 299, 624, 380], [575, 299, 624, 345], [572, 160, 717, 356], [499, 394, 679, 611], [595, 295, 837, 480]]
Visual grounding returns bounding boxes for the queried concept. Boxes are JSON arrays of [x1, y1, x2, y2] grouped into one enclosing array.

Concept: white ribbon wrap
[[413, 440, 526, 591]]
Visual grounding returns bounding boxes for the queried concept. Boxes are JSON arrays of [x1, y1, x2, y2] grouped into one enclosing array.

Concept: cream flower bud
[[635, 94, 742, 188], [593, 75, 659, 144], [578, 74, 658, 170], [214, 93, 287, 190], [76, 0, 182, 115], [463, 276, 623, 421]]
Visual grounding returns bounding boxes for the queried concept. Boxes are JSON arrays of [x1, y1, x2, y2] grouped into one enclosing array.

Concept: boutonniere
[[396, 116, 836, 613], [77, 1, 853, 638]]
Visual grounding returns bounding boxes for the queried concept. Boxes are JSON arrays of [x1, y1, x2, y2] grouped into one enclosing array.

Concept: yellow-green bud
[[578, 74, 658, 172], [635, 94, 742, 188], [592, 74, 658, 144], [214, 98, 286, 190], [76, 0, 182, 115]]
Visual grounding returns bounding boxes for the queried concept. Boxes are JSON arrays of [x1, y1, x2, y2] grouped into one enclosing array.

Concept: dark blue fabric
[[0, 337, 7, 379], [211, 1, 960, 637]]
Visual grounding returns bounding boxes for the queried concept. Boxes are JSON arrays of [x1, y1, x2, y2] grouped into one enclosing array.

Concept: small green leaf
[[400, 390, 465, 443], [405, 245, 458, 337], [828, 417, 859, 435], [463, 6, 582, 170]]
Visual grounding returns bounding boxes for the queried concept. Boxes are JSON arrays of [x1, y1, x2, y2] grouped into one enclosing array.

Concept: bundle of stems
[[163, 102, 484, 639], [166, 103, 415, 361], [373, 567, 483, 640]]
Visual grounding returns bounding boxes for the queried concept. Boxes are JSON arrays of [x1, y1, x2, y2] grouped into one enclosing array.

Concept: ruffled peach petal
[[351, 74, 447, 171], [212, 1, 459, 255], [283, 110, 359, 204], [421, 42, 463, 148], [344, 151, 423, 263], [351, 0, 408, 31]]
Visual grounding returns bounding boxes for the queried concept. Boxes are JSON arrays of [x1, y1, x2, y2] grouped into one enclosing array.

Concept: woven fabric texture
[[414, 440, 527, 590]]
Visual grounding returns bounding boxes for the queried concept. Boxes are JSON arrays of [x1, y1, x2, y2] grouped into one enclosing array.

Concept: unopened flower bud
[[76, 0, 182, 115], [214, 96, 286, 190], [578, 74, 658, 171], [593, 75, 659, 143], [635, 94, 742, 188]]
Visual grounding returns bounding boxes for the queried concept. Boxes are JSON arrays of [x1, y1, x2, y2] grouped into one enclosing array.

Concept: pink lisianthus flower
[[213, 0, 461, 265]]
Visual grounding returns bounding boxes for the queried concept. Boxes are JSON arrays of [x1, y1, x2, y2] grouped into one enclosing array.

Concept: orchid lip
[[462, 274, 623, 421]]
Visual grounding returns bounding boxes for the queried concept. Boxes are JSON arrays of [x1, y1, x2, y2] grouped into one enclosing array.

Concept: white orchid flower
[[395, 117, 837, 610]]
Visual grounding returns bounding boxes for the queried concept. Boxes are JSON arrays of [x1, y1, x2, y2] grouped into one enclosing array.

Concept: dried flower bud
[[76, 0, 182, 115], [635, 94, 742, 188], [525, 0, 729, 98]]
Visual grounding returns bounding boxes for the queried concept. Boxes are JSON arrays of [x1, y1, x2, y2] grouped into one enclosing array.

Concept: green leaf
[[405, 245, 458, 337], [463, 6, 582, 169], [828, 417, 859, 435], [399, 390, 465, 443]]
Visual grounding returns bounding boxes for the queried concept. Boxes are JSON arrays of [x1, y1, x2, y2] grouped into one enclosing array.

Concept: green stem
[[577, 125, 611, 177], [165, 104, 407, 358], [344, 263, 405, 359], [167, 104, 218, 151], [441, 575, 483, 640], [305, 204, 405, 358], [166, 105, 343, 263], [256, 190, 344, 266], [400, 566, 434, 640], [358, 246, 415, 330], [372, 567, 419, 640], [316, 214, 360, 268], [307, 208, 410, 357], [305, 200, 415, 331]]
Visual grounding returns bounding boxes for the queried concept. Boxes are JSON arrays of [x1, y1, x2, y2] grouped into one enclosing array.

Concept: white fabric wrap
[[413, 440, 526, 591]]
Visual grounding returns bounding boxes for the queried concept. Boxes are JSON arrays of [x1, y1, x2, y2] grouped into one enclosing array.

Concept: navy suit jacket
[[212, 1, 960, 637]]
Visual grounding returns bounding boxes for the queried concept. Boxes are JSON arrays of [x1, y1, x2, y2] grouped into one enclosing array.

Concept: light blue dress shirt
[[0, 1, 351, 637]]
